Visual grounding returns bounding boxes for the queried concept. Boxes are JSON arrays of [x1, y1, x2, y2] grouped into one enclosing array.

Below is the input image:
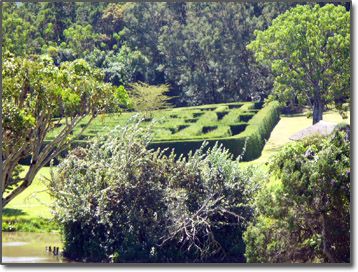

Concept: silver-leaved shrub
[[45, 116, 264, 262]]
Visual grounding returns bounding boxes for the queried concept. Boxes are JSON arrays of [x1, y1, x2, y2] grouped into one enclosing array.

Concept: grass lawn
[[2, 166, 59, 232], [244, 107, 350, 166], [2, 107, 350, 232]]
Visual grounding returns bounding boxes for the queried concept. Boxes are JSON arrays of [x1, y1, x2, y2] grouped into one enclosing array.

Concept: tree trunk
[[312, 98, 323, 125]]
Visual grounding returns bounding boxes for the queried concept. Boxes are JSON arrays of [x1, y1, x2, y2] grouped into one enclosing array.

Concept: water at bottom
[[2, 231, 75, 263]]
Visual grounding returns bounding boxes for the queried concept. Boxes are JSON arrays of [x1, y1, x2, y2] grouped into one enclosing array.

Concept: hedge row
[[149, 101, 280, 161], [19, 101, 279, 166]]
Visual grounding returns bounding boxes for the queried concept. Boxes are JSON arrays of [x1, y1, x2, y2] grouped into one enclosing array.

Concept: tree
[[247, 4, 350, 124], [122, 2, 296, 106], [62, 24, 100, 58], [2, 2, 36, 56], [243, 130, 350, 263], [1, 53, 131, 208], [127, 82, 173, 118]]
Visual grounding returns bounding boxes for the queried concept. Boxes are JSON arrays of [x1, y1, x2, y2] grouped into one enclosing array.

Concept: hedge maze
[[147, 101, 280, 161], [42, 101, 280, 164]]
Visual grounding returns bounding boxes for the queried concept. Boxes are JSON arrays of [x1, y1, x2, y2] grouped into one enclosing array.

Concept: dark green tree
[[122, 2, 297, 106], [247, 4, 350, 124], [2, 2, 36, 55]]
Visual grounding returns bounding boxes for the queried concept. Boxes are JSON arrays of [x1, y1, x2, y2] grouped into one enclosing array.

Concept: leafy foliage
[[128, 82, 174, 117], [45, 116, 264, 262], [243, 130, 350, 263], [2, 53, 131, 207], [122, 2, 289, 105], [247, 4, 350, 124]]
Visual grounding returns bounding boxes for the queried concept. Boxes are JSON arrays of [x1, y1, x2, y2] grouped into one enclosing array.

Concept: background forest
[[2, 1, 350, 107]]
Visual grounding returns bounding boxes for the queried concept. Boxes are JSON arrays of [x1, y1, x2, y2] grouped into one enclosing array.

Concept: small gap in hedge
[[230, 124, 248, 135], [228, 104, 242, 109], [185, 118, 198, 123], [177, 125, 189, 131], [216, 111, 229, 121], [202, 126, 218, 134], [254, 101, 264, 109], [193, 112, 205, 117], [168, 127, 176, 134], [239, 114, 254, 122]]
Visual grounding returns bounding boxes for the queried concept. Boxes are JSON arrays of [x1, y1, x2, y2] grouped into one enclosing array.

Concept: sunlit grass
[[3, 166, 54, 220], [243, 107, 350, 167]]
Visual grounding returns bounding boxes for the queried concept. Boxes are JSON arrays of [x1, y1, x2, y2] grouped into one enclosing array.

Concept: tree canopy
[[3, 1, 305, 106], [247, 4, 350, 124], [2, 53, 131, 207]]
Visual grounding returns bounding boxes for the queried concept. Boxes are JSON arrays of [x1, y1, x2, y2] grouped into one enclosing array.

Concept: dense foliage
[[1, 53, 130, 207], [121, 2, 298, 105], [2, 1, 309, 107], [45, 117, 265, 262], [247, 4, 350, 124], [243, 129, 350, 263]]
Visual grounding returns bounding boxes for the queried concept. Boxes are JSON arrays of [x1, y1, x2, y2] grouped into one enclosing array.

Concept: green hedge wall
[[19, 101, 280, 165], [149, 101, 280, 161]]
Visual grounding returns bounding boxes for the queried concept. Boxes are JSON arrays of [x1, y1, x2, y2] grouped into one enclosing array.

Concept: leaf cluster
[[244, 130, 350, 263], [128, 82, 174, 117], [2, 53, 131, 207], [248, 4, 350, 115]]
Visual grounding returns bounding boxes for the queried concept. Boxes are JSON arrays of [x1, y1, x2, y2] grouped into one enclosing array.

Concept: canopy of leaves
[[247, 4, 350, 122], [2, 53, 131, 207], [5, 2, 348, 108], [128, 82, 174, 116]]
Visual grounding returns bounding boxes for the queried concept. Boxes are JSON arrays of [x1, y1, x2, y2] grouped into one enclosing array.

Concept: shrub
[[243, 130, 350, 263], [45, 116, 265, 262]]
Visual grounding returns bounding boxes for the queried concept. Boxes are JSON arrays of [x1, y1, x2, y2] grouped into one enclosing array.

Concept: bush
[[45, 116, 265, 262], [243, 130, 350, 263]]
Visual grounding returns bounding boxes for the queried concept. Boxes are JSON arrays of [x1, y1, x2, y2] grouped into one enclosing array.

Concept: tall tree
[[122, 2, 296, 106], [122, 2, 167, 84], [2, 53, 131, 207], [247, 4, 350, 124]]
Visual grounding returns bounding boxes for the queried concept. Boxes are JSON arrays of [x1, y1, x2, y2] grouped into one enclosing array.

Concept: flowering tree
[[2, 53, 131, 207]]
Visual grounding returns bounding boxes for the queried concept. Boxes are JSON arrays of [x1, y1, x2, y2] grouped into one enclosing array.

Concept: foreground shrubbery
[[45, 116, 264, 262], [244, 130, 350, 263]]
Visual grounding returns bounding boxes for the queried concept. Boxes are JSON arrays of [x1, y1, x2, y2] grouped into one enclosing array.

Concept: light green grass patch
[[3, 166, 53, 220]]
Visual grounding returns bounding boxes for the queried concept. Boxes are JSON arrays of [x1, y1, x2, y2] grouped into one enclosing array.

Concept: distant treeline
[[2, 1, 349, 106]]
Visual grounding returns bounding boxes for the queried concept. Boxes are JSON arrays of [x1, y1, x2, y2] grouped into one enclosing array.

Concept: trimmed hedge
[[149, 101, 280, 161], [21, 101, 280, 165]]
